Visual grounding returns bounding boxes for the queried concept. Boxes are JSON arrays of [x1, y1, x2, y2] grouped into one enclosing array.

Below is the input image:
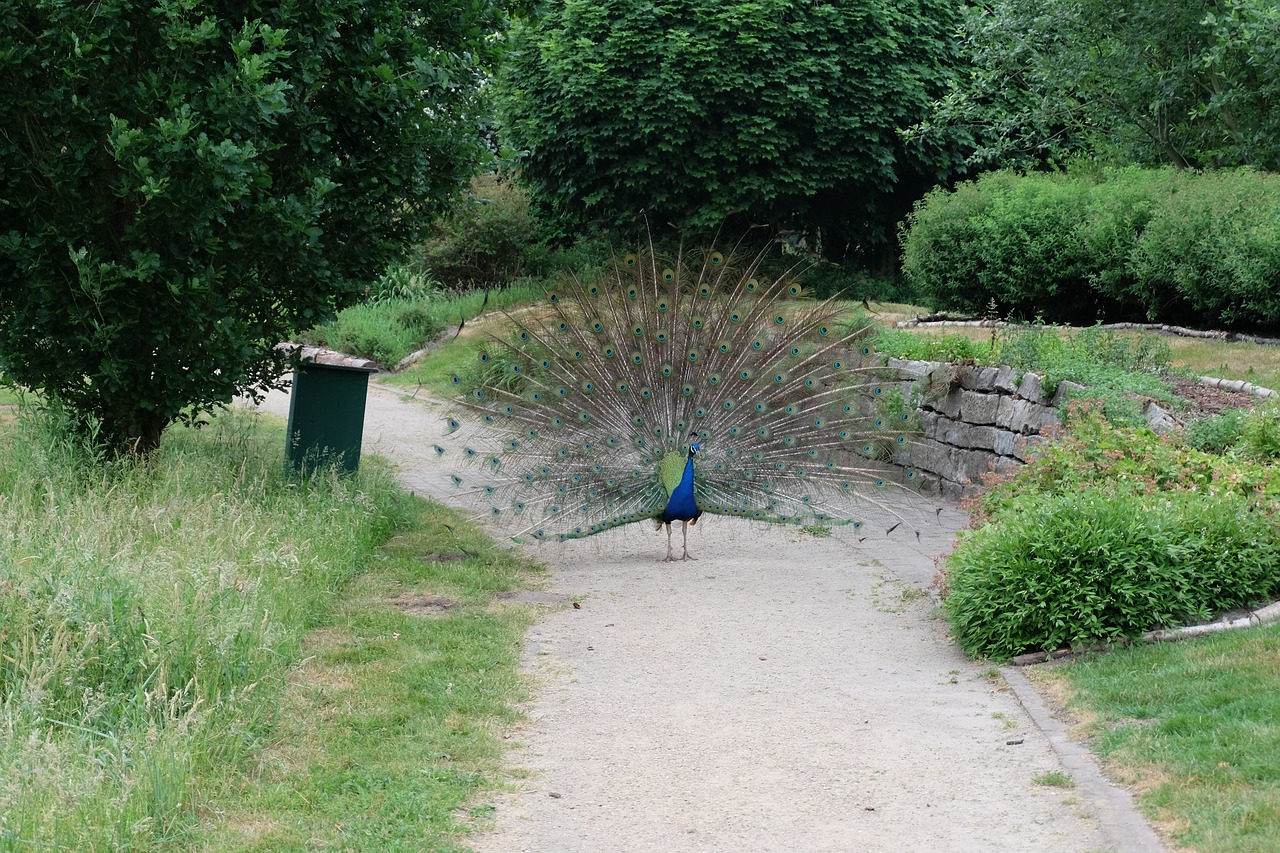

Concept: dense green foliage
[[902, 167, 1280, 330], [945, 406, 1280, 660], [499, 0, 970, 267], [0, 407, 412, 847], [908, 0, 1280, 171], [0, 0, 504, 453]]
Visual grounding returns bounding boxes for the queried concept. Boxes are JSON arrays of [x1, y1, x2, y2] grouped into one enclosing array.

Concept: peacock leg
[[662, 522, 676, 562], [680, 520, 697, 561]]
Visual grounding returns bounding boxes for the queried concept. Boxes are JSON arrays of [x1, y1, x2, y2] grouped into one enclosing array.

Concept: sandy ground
[[251, 377, 1165, 853]]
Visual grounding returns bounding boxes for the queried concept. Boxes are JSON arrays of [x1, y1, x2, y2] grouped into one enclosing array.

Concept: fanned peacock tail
[[440, 237, 920, 544]]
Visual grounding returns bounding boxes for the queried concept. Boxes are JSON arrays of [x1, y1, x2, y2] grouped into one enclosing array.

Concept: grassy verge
[[0, 405, 536, 851], [1032, 622, 1280, 853], [178, 501, 540, 852], [300, 283, 545, 368]]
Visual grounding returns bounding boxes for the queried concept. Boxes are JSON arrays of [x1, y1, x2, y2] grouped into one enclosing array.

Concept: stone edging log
[[1009, 600, 1280, 666]]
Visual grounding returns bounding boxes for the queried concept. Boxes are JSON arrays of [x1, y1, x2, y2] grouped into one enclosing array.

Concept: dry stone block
[[993, 365, 1019, 393], [934, 388, 964, 419], [959, 390, 1000, 425], [1011, 433, 1049, 462], [1017, 372, 1050, 405], [957, 365, 999, 392], [996, 397, 1061, 434]]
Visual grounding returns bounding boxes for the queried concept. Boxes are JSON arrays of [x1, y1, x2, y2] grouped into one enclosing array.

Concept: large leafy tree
[[498, 0, 970, 268], [0, 0, 504, 453], [910, 0, 1280, 171]]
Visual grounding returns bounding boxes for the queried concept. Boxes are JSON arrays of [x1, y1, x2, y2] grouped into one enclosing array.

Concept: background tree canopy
[[498, 0, 971, 268], [910, 0, 1280, 171], [0, 0, 504, 453]]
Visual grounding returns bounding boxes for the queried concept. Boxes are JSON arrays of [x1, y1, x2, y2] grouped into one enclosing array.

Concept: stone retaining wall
[[887, 358, 1067, 500]]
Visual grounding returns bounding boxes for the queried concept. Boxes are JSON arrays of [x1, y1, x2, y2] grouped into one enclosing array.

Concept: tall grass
[[0, 405, 412, 850]]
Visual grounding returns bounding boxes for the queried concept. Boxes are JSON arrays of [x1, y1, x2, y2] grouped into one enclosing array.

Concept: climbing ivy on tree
[[498, 0, 969, 266], [0, 0, 505, 454]]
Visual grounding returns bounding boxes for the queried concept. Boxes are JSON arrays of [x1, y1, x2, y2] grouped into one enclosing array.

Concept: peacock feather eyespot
[[628, 287, 638, 299], [557, 387, 569, 396], [730, 312, 742, 323], [807, 449, 818, 458], [553, 417, 564, 427], [472, 389, 484, 400], [451, 474, 463, 485], [717, 341, 731, 353], [687, 349, 700, 362], [708, 373, 722, 386], [503, 405, 516, 414], [624, 253, 638, 267], [631, 352, 643, 365], [541, 359, 552, 369], [451, 375, 462, 384], [783, 436, 795, 446], [548, 293, 558, 303], [661, 364, 674, 377], [633, 415, 646, 427], [901, 413, 911, 421], [875, 479, 885, 488], [615, 381, 629, 393], [579, 411, 591, 422], [559, 322, 568, 332], [526, 427, 539, 438], [573, 350, 584, 359], [603, 346, 615, 357], [784, 405, 796, 415], [897, 435, 907, 444], [557, 448, 569, 458], [657, 300, 670, 312], [593, 321, 604, 333], [656, 332, 669, 343], [819, 326, 829, 335], [875, 418, 884, 427], [662, 268, 675, 282], [633, 324, 644, 336], [581, 380, 595, 392], [754, 402, 767, 412], [681, 383, 694, 396], [805, 379, 816, 388], [698, 285, 711, 297], [709, 251, 724, 266], [692, 317, 705, 329], [531, 392, 543, 401], [873, 386, 883, 395], [695, 407, 707, 417], [464, 447, 477, 457], [832, 359, 843, 369], [752, 451, 763, 460], [862, 346, 873, 355], [725, 449, 736, 457], [745, 279, 758, 291], [788, 284, 801, 297], [728, 426, 740, 436], [758, 427, 772, 438], [723, 400, 736, 410], [589, 285, 600, 296], [790, 346, 801, 356], [606, 437, 619, 446], [482, 415, 494, 424], [539, 466, 551, 476], [640, 386, 653, 399], [751, 339, 764, 350], [843, 404, 853, 413], [774, 315, 785, 325], [491, 506, 501, 515], [520, 331, 530, 340], [812, 417, 824, 427]]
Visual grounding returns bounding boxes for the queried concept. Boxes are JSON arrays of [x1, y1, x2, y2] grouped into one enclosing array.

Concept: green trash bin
[[285, 361, 377, 474]]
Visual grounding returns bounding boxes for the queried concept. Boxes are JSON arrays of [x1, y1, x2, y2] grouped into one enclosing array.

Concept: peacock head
[[688, 442, 700, 458]]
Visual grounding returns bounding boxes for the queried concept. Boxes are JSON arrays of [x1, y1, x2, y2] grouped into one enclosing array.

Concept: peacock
[[439, 235, 920, 560]]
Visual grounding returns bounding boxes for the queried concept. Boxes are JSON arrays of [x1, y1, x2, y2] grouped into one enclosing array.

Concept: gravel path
[[253, 378, 1164, 853]]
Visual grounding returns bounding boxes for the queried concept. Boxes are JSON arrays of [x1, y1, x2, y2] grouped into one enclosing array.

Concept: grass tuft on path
[[1041, 622, 1280, 853]]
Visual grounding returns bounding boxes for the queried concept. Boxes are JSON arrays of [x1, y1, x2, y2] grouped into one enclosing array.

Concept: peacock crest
[[440, 237, 919, 558]]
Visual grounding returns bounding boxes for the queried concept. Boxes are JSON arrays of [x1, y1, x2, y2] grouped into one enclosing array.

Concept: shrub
[[902, 166, 1280, 331], [947, 404, 1280, 659], [1185, 408, 1247, 454], [300, 299, 447, 367], [421, 175, 549, 288], [945, 489, 1280, 660]]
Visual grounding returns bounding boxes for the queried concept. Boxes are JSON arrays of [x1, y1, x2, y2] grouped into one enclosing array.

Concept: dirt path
[[253, 378, 1164, 853]]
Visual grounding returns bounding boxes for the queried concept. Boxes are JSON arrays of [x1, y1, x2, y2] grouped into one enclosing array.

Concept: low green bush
[[946, 489, 1280, 660], [903, 166, 1280, 331], [1185, 409, 1247, 454], [946, 405, 1280, 659]]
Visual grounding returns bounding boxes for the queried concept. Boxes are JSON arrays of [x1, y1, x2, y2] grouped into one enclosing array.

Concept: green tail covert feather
[[443, 232, 922, 548]]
